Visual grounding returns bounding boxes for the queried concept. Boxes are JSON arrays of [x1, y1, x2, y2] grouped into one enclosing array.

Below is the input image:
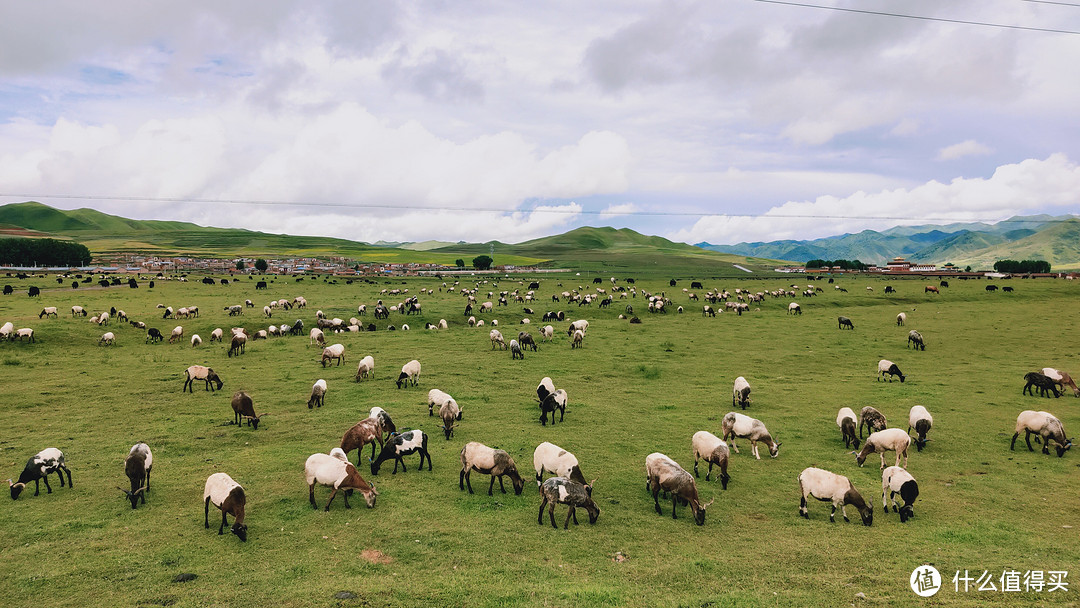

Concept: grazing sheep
[[438, 319, 448, 330], [38, 307, 58, 319], [836, 407, 860, 449], [536, 377, 556, 404], [71, 305, 87, 317], [13, 328, 34, 342], [309, 328, 325, 347], [538, 477, 600, 529], [396, 359, 421, 389], [896, 312, 906, 326], [307, 379, 327, 409], [797, 467, 872, 525], [1011, 410, 1072, 457], [190, 334, 202, 347], [540, 325, 554, 342], [355, 355, 375, 381], [321, 344, 345, 367], [305, 451, 378, 511], [1023, 371, 1061, 398], [1042, 367, 1080, 397], [439, 399, 462, 440], [168, 326, 184, 344], [99, 331, 115, 346], [854, 428, 910, 469], [368, 407, 396, 440], [567, 319, 589, 337], [118, 443, 152, 509], [837, 316, 854, 329], [510, 339, 524, 359], [858, 406, 887, 438], [788, 302, 801, 315], [721, 412, 780, 459], [881, 466, 918, 522], [146, 328, 163, 343], [518, 331, 538, 351], [428, 389, 457, 416], [533, 442, 590, 491], [691, 431, 730, 489], [877, 359, 905, 382], [645, 453, 713, 525], [907, 330, 926, 351], [460, 442, 525, 496], [540, 389, 567, 426], [907, 405, 933, 451], [489, 329, 506, 350], [209, 328, 224, 343], [183, 365, 223, 392], [263, 305, 272, 317], [97, 311, 110, 326], [370, 430, 431, 475], [228, 332, 246, 357], [225, 304, 243, 316], [231, 391, 266, 429], [340, 418, 385, 463], [570, 329, 584, 349], [0, 321, 12, 339], [9, 448, 73, 499], [732, 376, 751, 410], [203, 473, 247, 542]]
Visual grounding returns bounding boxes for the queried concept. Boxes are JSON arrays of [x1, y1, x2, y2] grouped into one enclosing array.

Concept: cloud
[[598, 202, 638, 217], [937, 139, 993, 161]]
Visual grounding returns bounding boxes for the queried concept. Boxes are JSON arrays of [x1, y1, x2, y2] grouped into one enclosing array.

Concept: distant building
[[883, 257, 936, 272]]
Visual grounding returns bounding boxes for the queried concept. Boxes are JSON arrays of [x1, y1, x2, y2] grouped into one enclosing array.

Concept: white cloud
[[598, 202, 638, 218], [937, 139, 993, 161]]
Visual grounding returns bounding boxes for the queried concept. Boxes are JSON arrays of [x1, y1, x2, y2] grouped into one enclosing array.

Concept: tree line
[[993, 259, 1051, 274], [0, 238, 91, 266], [805, 259, 868, 271]]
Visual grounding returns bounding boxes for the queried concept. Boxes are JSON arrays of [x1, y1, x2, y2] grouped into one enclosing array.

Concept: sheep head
[[9, 479, 26, 500]]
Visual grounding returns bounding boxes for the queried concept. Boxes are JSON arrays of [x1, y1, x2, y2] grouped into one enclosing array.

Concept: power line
[[0, 192, 1075, 225], [1020, 0, 1080, 7], [752, 0, 1080, 35]]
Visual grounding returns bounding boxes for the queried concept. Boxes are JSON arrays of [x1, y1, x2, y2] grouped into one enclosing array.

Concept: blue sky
[[1, 1, 1079, 245]]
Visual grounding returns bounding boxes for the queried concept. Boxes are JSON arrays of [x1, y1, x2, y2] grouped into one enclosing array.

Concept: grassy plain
[[0, 272, 1078, 607]]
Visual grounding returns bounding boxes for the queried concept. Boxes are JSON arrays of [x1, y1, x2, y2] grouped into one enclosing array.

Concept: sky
[[1, 1, 1079, 246]]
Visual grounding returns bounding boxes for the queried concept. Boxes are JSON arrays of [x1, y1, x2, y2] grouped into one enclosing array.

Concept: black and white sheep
[[732, 376, 751, 410], [877, 359, 906, 383], [307, 379, 327, 409], [9, 448, 72, 499], [396, 359, 421, 388], [540, 389, 567, 426], [203, 473, 247, 541], [118, 443, 152, 509], [370, 430, 431, 475], [907, 330, 926, 351], [907, 405, 933, 451], [881, 466, 918, 522]]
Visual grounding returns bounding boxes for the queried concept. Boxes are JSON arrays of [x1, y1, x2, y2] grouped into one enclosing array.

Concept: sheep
[[567, 319, 588, 337], [225, 304, 243, 316], [732, 376, 751, 409], [476, 320, 484, 327], [305, 451, 378, 511], [538, 477, 600, 529], [117, 443, 152, 509], [97, 311, 110, 326], [854, 428, 911, 469], [252, 330, 267, 340], [183, 365, 223, 392], [645, 453, 713, 525], [896, 312, 906, 326], [467, 316, 477, 327], [355, 355, 375, 382], [396, 359, 421, 389], [691, 431, 730, 489], [263, 305, 272, 317], [162, 306, 174, 319], [190, 334, 202, 347], [1042, 367, 1080, 397], [38, 307, 58, 319], [1011, 410, 1072, 457], [1023, 371, 1061, 398], [203, 473, 247, 542], [230, 390, 266, 429], [438, 319, 448, 330], [0, 321, 12, 339], [490, 329, 506, 350], [907, 330, 926, 351], [71, 305, 87, 317], [428, 389, 457, 416], [116, 310, 128, 322], [340, 418, 386, 463], [721, 412, 780, 459], [245, 299, 254, 308], [228, 332, 246, 357], [209, 328, 224, 343], [370, 430, 431, 475], [537, 377, 556, 403], [532, 442, 590, 491], [836, 407, 860, 449], [439, 400, 462, 440], [307, 379, 327, 409], [877, 359, 905, 382], [858, 406, 887, 438], [540, 325, 554, 342], [9, 448, 72, 499], [907, 405, 933, 451], [881, 466, 918, 522], [130, 320, 146, 330], [788, 302, 801, 315], [168, 325, 184, 344], [460, 442, 525, 496], [146, 328, 163, 343], [320, 343, 345, 367], [510, 339, 524, 359], [571, 329, 584, 349], [837, 316, 854, 329], [99, 331, 115, 346], [13, 328, 34, 342], [368, 406, 397, 439], [797, 467, 872, 525], [309, 328, 325, 347], [518, 331, 538, 351]]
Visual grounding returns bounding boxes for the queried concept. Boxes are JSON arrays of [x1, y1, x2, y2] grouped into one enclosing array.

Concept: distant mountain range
[[695, 214, 1080, 270]]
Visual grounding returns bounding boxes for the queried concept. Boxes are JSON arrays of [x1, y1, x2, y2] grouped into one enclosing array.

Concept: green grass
[[0, 273, 1077, 607]]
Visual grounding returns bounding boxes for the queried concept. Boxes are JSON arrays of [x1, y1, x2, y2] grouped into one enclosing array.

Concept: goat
[[118, 443, 152, 509], [460, 442, 525, 496], [440, 399, 462, 440]]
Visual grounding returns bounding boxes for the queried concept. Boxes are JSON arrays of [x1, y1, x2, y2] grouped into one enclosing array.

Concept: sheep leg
[[370, 441, 378, 461], [488, 475, 496, 496], [706, 462, 714, 482], [693, 456, 700, 478], [891, 491, 899, 512], [751, 440, 760, 460], [841, 503, 850, 523], [424, 449, 432, 471], [460, 469, 470, 493], [564, 506, 575, 529], [1025, 431, 1035, 452], [559, 406, 565, 422], [324, 488, 338, 511], [549, 503, 559, 529], [309, 484, 318, 509], [652, 485, 663, 515], [671, 494, 679, 519], [497, 475, 507, 494], [205, 498, 212, 528], [799, 494, 808, 518], [900, 449, 907, 468], [829, 504, 836, 523], [1010, 432, 1020, 450], [538, 496, 549, 525], [343, 491, 351, 509], [219, 510, 228, 534]]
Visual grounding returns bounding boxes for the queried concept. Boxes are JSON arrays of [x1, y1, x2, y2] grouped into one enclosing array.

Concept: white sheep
[[307, 379, 327, 408], [396, 359, 421, 389], [263, 305, 272, 317], [439, 319, 448, 330], [355, 355, 375, 382], [209, 328, 224, 343], [0, 321, 14, 339], [97, 311, 110, 326], [321, 344, 345, 367], [691, 431, 730, 488], [907, 405, 933, 451], [14, 327, 35, 342], [427, 389, 457, 416], [571, 329, 584, 349], [169, 326, 184, 344], [533, 441, 590, 489], [854, 428, 910, 469], [721, 412, 780, 459], [304, 452, 378, 511], [732, 376, 751, 409], [99, 332, 115, 346], [309, 328, 325, 347], [190, 334, 202, 347], [540, 325, 554, 342], [797, 467, 872, 525], [489, 329, 506, 350], [1011, 410, 1072, 457], [881, 466, 919, 522], [896, 312, 906, 326]]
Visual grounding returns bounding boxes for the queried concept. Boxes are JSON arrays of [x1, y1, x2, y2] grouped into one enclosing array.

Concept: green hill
[[950, 218, 1080, 270]]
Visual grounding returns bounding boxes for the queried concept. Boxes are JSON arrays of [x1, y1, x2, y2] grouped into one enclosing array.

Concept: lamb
[[532, 442, 590, 491], [538, 477, 600, 529], [721, 412, 781, 459], [907, 405, 933, 451], [307, 379, 327, 409], [370, 430, 431, 475], [645, 453, 713, 525], [854, 428, 911, 469], [99, 331, 115, 346], [354, 355, 375, 382], [797, 467, 872, 525], [340, 418, 386, 463], [837, 316, 854, 329], [190, 334, 202, 347], [209, 328, 224, 343], [9, 448, 73, 499], [1023, 371, 1061, 398], [732, 376, 751, 410], [510, 339, 524, 359], [836, 407, 860, 449], [168, 326, 184, 344], [858, 406, 887, 438], [570, 329, 584, 349], [489, 329, 506, 350], [881, 466, 918, 522], [117, 443, 152, 509], [304, 451, 378, 511], [460, 442, 525, 496], [231, 390, 266, 429], [321, 344, 345, 367], [896, 312, 906, 326], [38, 307, 58, 319], [396, 359, 421, 389], [428, 389, 457, 416], [907, 330, 926, 351], [1042, 367, 1080, 397], [1011, 410, 1072, 457], [877, 359, 905, 382], [203, 473, 247, 542], [691, 431, 731, 489], [183, 365, 223, 392], [228, 332, 246, 357], [439, 399, 462, 440]]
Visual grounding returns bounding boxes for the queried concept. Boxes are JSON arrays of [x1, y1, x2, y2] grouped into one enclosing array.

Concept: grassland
[[0, 272, 1078, 607]]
